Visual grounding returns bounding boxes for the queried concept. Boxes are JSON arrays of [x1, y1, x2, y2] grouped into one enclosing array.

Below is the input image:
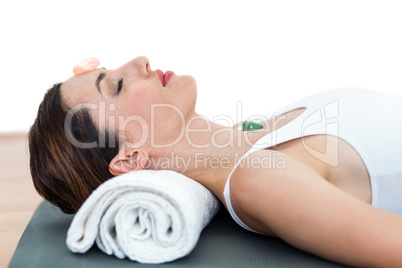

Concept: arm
[[229, 149, 402, 268]]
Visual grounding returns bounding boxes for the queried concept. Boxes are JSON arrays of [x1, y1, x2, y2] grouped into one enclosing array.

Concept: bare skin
[[61, 56, 402, 267]]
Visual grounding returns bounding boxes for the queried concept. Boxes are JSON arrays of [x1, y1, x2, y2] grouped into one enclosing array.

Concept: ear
[[109, 148, 149, 176]]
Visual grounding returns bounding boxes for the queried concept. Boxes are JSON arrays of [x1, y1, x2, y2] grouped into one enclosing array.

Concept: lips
[[156, 69, 174, 87]]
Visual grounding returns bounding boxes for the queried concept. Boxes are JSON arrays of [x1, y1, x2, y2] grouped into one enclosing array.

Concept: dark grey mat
[[9, 201, 346, 267]]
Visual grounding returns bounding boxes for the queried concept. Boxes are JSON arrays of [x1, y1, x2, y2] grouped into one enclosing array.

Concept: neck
[[149, 112, 267, 202]]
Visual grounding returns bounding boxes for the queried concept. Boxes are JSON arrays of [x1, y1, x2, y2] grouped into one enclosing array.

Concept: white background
[[1, 0, 402, 133]]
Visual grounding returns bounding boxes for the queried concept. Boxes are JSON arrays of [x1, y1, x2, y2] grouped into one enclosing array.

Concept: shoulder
[[228, 149, 305, 234], [228, 148, 328, 235], [230, 149, 304, 187]]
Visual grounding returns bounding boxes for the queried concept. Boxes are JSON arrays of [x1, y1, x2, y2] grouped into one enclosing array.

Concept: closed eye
[[116, 79, 123, 95]]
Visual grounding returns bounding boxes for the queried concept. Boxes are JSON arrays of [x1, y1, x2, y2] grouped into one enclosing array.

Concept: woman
[[29, 56, 402, 267]]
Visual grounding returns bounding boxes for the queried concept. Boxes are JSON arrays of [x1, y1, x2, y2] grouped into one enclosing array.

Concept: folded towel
[[66, 170, 220, 264]]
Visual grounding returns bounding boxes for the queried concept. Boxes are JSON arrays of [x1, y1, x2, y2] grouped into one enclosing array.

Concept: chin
[[184, 75, 197, 98], [172, 74, 197, 94], [174, 74, 197, 115], [181, 74, 197, 86]]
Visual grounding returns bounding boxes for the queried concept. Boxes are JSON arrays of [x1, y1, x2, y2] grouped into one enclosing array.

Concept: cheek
[[116, 89, 162, 130], [124, 88, 155, 113]]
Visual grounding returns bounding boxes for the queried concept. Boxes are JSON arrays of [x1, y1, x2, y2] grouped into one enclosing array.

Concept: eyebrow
[[95, 72, 106, 95]]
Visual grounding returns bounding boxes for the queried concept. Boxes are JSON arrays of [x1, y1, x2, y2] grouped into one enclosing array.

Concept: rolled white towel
[[66, 170, 220, 264]]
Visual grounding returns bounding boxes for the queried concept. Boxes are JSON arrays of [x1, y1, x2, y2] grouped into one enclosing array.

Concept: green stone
[[242, 121, 263, 131]]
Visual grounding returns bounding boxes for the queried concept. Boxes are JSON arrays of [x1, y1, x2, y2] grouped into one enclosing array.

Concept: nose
[[122, 56, 151, 77]]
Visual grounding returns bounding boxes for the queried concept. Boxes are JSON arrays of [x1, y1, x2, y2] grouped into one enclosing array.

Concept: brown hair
[[29, 83, 119, 214]]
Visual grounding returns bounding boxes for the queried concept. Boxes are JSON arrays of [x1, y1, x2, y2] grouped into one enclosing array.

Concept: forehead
[[61, 71, 102, 107]]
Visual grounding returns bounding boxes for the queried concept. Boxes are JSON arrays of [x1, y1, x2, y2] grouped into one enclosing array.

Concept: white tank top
[[223, 88, 402, 233]]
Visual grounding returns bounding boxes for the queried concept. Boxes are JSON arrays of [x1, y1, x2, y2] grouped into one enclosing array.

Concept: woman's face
[[61, 56, 197, 148]]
